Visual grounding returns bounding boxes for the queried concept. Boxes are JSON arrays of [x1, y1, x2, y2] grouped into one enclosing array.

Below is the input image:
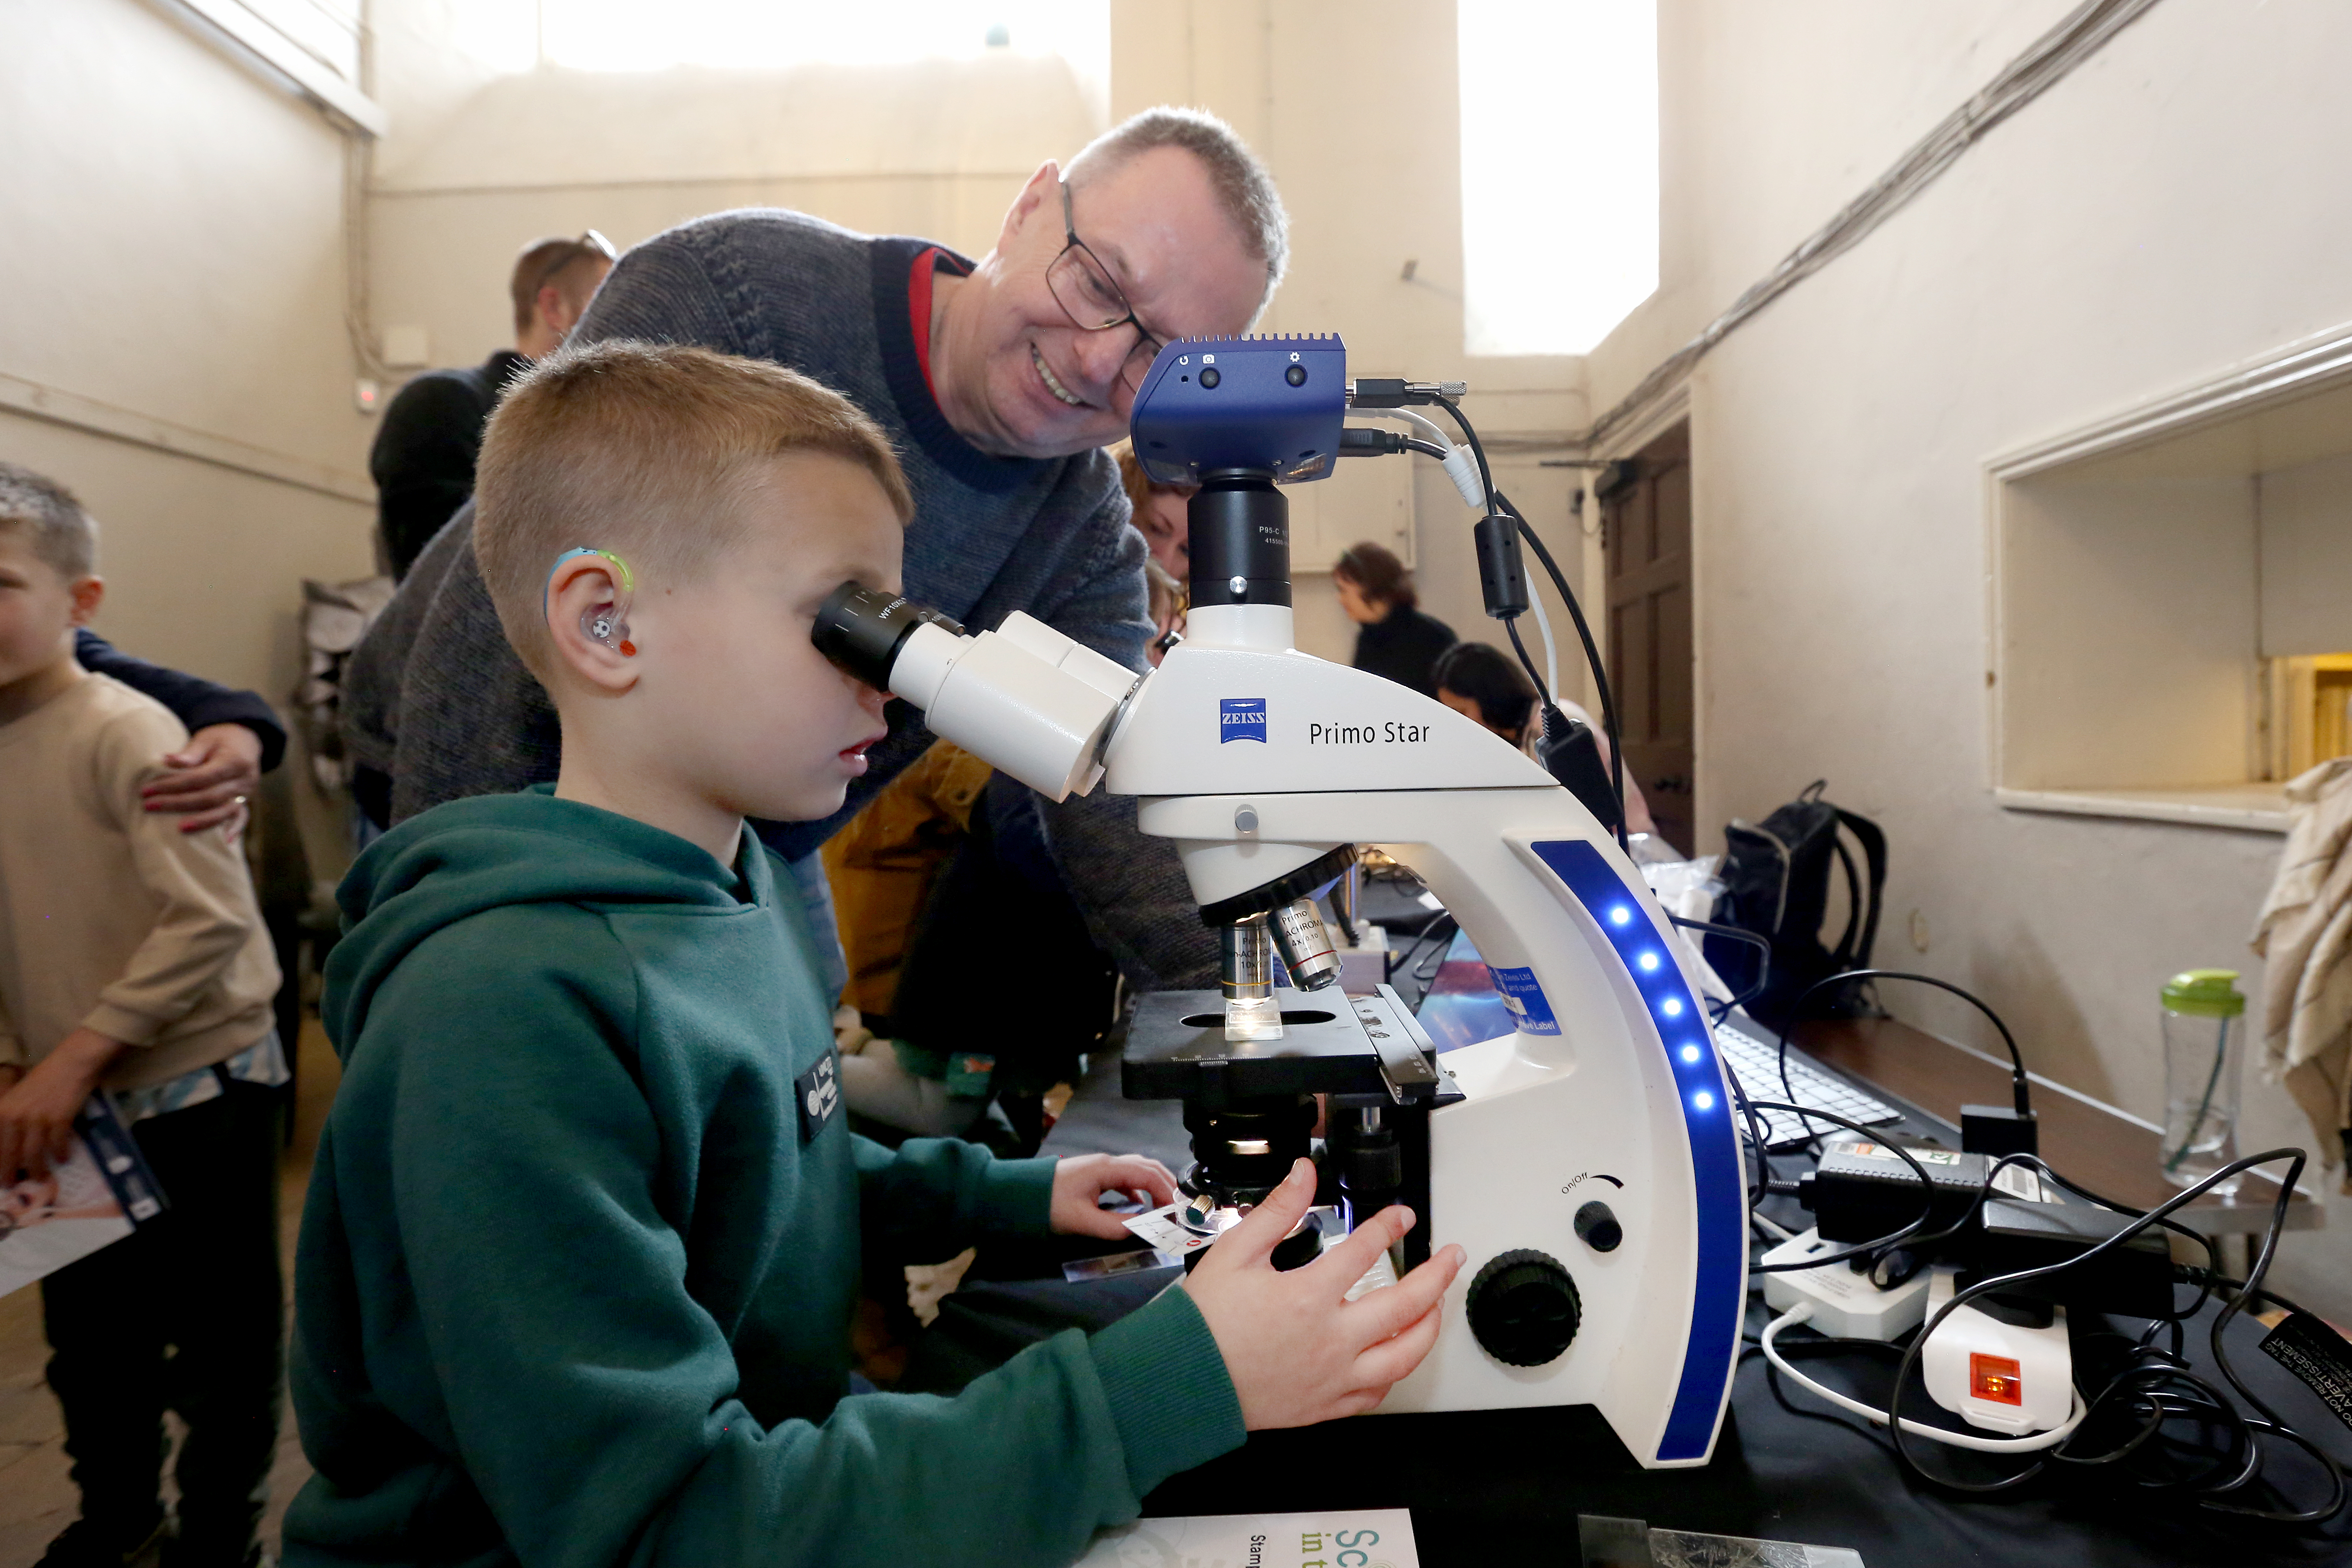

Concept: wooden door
[[1601, 423, 1694, 854]]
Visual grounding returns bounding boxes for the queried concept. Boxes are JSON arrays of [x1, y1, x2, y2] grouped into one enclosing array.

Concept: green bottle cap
[[2162, 968, 2245, 1018]]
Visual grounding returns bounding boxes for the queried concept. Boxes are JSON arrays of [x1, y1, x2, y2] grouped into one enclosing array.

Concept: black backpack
[[1704, 780, 1887, 1025]]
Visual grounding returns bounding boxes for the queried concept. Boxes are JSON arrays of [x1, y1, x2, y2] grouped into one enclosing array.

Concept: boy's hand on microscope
[[0, 1028, 122, 1179], [1050, 1153, 1181, 1239], [1186, 1158, 1466, 1429]]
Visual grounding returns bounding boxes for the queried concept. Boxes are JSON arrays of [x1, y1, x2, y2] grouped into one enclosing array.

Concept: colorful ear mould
[[546, 547, 637, 657]]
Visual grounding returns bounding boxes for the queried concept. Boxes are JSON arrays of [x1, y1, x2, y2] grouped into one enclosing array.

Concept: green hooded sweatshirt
[[285, 789, 1242, 1568]]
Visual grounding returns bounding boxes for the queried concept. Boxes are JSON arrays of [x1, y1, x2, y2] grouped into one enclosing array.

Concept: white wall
[[365, 0, 1110, 372], [0, 0, 379, 872], [1585, 0, 2352, 1312], [2261, 452, 2352, 660]]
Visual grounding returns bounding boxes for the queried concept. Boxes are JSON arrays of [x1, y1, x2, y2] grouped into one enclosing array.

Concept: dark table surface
[[1029, 1028, 2352, 1566]]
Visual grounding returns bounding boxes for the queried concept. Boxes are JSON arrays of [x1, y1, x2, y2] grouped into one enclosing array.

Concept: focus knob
[[1465, 1248, 1581, 1367]]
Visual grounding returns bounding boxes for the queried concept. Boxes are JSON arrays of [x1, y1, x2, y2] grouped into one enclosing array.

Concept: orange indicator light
[[1970, 1353, 2023, 1405]]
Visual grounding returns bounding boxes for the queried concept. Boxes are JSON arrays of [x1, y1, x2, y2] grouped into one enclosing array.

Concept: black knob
[[1464, 1249, 1580, 1367], [1574, 1201, 1622, 1253], [1285, 362, 1308, 386], [1199, 365, 1222, 389]]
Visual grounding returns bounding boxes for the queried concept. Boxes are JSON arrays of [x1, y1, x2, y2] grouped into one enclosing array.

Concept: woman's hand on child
[[0, 1027, 123, 1179], [1183, 1158, 1466, 1430], [143, 723, 262, 834], [1048, 1153, 1180, 1239]]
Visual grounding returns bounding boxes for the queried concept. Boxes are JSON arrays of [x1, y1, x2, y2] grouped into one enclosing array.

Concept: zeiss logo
[[1220, 698, 1267, 743]]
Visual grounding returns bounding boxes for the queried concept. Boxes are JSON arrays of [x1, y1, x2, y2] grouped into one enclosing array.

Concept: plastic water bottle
[[2160, 969, 2245, 1198]]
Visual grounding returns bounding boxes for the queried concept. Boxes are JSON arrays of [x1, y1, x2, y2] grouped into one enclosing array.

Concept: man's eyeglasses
[[534, 230, 618, 297], [1044, 181, 1165, 401]]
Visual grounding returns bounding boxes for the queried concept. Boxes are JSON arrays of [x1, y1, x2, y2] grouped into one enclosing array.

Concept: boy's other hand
[[144, 723, 262, 832], [1049, 1153, 1180, 1239], [0, 1027, 122, 1179], [1183, 1158, 1466, 1430]]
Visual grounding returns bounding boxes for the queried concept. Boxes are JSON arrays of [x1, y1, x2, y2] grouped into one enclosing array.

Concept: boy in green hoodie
[[286, 340, 1463, 1568]]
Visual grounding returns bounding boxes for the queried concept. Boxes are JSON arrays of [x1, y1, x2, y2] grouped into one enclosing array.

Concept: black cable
[[1882, 1147, 2341, 1522], [1742, 1099, 1940, 1273], [1424, 395, 1630, 856], [1774, 970, 2034, 1142], [1668, 915, 1768, 1023], [1501, 493, 1629, 854]]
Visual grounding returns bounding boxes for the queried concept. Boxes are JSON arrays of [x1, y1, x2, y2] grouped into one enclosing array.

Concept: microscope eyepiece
[[813, 582, 965, 690]]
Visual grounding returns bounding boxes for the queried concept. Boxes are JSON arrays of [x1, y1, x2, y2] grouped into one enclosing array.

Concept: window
[[1987, 332, 2352, 833], [534, 0, 1108, 81], [1457, 0, 1658, 357]]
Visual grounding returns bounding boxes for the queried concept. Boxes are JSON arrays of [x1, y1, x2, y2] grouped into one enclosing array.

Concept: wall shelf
[[1993, 785, 2289, 835]]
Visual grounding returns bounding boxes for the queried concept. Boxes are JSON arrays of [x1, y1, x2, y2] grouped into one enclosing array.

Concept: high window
[[1457, 0, 1659, 357]]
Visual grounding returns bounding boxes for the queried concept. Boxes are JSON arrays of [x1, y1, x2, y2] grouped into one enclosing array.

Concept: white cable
[[1751, 1210, 1795, 1242], [1759, 1303, 2090, 1453], [1347, 407, 1486, 509], [1349, 405, 1557, 693], [1526, 577, 1560, 700]]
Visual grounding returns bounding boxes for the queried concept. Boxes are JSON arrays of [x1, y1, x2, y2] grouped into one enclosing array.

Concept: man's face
[[626, 453, 903, 826], [0, 529, 93, 692], [955, 148, 1268, 459]]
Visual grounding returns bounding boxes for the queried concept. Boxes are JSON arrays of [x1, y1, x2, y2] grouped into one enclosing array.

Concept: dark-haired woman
[[1333, 541, 1455, 696], [1430, 641, 1657, 838]]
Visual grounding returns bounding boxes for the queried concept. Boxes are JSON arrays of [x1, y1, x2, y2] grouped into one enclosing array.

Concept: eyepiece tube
[[814, 583, 965, 690], [812, 582, 1132, 803]]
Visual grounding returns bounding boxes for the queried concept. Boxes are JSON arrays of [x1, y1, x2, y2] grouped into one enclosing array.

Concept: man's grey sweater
[[341, 210, 1215, 989]]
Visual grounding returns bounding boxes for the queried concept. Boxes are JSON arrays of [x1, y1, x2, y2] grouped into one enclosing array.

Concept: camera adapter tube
[[814, 583, 1138, 802]]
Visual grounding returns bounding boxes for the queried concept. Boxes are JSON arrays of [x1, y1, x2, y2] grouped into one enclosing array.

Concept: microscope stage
[[1121, 987, 1458, 1104]]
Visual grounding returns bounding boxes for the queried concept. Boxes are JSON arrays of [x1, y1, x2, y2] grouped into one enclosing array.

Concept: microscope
[[816, 335, 1746, 1469]]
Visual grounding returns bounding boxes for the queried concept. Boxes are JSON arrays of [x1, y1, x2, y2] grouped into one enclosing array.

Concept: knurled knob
[[1464, 1248, 1581, 1368]]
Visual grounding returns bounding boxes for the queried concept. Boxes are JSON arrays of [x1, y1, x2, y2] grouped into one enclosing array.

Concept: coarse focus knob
[[1574, 1200, 1622, 1253], [1465, 1249, 1581, 1367]]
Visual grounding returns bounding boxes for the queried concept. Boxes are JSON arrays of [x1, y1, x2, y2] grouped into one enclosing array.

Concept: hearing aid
[[546, 547, 636, 656]]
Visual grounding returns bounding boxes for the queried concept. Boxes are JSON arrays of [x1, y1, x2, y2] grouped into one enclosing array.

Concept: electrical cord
[[1404, 388, 1634, 854], [1667, 915, 1768, 1023], [1499, 492, 1628, 852], [1877, 1147, 2343, 1521], [1740, 1098, 1940, 1274], [1772, 970, 2034, 1149], [1759, 1300, 2092, 1452]]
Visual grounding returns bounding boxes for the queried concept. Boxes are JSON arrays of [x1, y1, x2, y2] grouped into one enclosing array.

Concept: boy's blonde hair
[[475, 340, 913, 679], [0, 461, 98, 580]]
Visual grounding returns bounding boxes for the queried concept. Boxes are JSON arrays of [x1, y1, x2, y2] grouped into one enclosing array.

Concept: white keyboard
[[1712, 1019, 1902, 1148]]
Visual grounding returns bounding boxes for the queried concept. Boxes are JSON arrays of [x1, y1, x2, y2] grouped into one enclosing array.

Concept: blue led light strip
[[1529, 839, 1744, 1464]]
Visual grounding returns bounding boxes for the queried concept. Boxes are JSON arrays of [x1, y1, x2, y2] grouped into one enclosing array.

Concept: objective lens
[[1268, 896, 1342, 992]]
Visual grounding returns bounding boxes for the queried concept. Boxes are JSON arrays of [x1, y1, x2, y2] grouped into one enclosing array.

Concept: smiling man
[[342, 108, 1284, 989]]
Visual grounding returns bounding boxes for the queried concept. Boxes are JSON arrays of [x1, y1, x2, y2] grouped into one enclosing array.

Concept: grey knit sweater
[[341, 210, 1215, 989]]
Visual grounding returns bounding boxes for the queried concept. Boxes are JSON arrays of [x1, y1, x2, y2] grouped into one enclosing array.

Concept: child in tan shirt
[[0, 462, 286, 1568]]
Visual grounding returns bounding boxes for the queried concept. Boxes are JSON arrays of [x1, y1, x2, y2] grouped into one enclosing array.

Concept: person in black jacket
[[73, 630, 285, 831], [1333, 540, 1454, 696], [367, 231, 615, 580]]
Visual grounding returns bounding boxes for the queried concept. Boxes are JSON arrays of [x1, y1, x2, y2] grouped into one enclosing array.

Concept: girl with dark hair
[[1332, 541, 1455, 696]]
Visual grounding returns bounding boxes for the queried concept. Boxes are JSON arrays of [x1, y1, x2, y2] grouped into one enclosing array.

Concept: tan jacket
[[0, 671, 279, 1089]]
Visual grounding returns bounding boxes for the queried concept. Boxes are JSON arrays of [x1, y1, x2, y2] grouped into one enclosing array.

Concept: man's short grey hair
[[1069, 107, 1289, 312], [0, 461, 97, 579]]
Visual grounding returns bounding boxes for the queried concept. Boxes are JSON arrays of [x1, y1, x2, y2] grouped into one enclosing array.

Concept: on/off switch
[[1574, 1200, 1622, 1253]]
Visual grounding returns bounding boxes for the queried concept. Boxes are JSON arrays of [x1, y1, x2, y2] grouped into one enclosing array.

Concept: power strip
[[1760, 1227, 1930, 1341]]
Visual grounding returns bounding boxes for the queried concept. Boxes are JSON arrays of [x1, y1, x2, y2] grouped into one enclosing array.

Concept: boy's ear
[[67, 576, 103, 626], [545, 555, 639, 695]]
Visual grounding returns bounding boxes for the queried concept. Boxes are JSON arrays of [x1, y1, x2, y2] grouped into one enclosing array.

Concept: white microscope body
[[1103, 598, 1746, 1467], [812, 335, 1746, 1469]]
